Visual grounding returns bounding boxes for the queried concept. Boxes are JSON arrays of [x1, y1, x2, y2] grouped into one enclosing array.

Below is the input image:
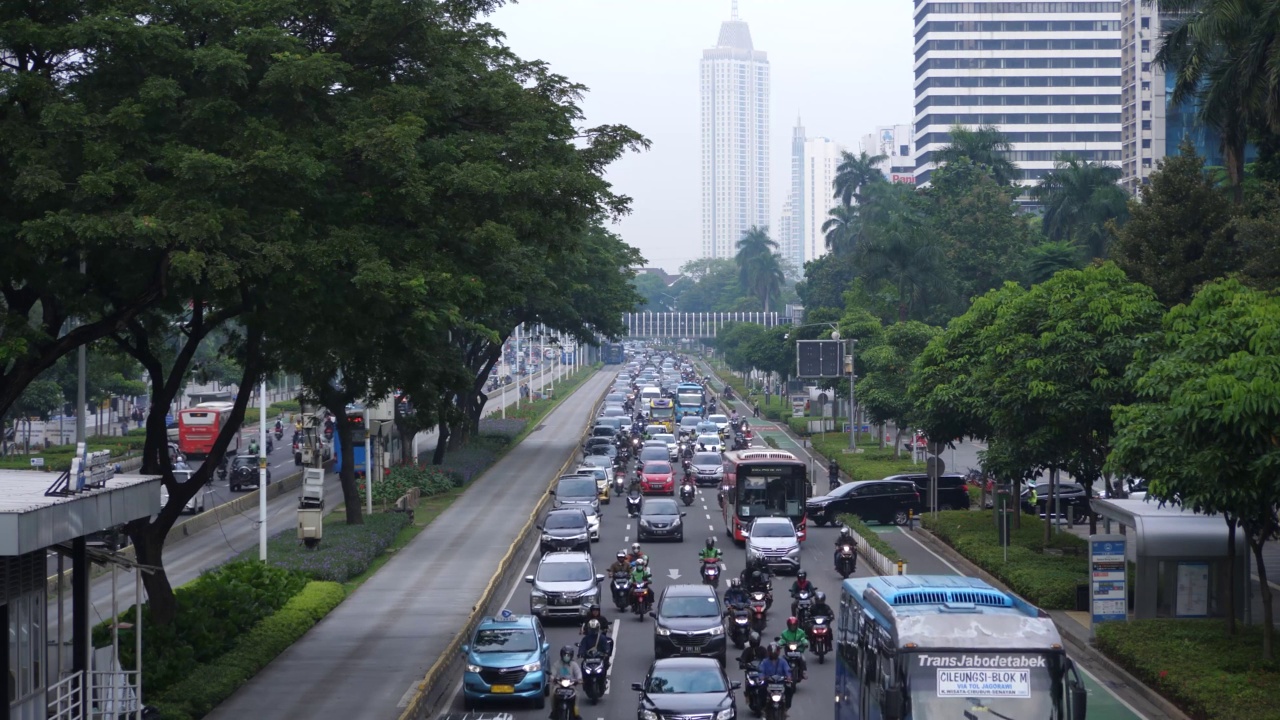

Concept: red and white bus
[[719, 449, 810, 543], [177, 402, 236, 458]]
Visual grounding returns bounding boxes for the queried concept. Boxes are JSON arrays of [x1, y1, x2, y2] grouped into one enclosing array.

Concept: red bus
[[177, 402, 236, 458], [719, 449, 810, 543]]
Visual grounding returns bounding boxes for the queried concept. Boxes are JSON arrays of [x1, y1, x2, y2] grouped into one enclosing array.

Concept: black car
[[882, 473, 973, 512], [228, 454, 272, 492], [590, 425, 617, 441], [805, 479, 920, 526], [638, 497, 685, 542], [538, 508, 591, 554], [1021, 481, 1094, 522], [631, 657, 739, 720], [651, 584, 728, 663], [551, 475, 600, 513]]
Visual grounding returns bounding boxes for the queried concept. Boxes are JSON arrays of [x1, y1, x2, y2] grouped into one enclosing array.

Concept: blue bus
[[675, 382, 705, 418], [331, 406, 367, 477], [836, 575, 1088, 720], [604, 342, 626, 365]]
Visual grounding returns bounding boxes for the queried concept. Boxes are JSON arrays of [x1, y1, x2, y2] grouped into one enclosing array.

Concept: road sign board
[[926, 440, 947, 456], [1090, 535, 1127, 627], [796, 340, 844, 378]]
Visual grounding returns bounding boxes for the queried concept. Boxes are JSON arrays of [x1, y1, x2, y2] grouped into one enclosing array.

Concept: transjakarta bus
[[648, 397, 676, 432], [675, 383, 705, 419], [719, 449, 809, 543], [837, 575, 1088, 720], [177, 402, 236, 457]]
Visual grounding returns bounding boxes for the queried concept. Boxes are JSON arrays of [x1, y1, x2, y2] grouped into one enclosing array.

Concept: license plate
[[682, 646, 699, 653], [491, 684, 515, 694]]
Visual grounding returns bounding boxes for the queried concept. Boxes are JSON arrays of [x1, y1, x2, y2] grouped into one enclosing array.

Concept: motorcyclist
[[834, 526, 858, 570], [607, 551, 631, 576], [828, 458, 841, 490], [779, 616, 810, 680], [789, 570, 815, 615], [723, 577, 749, 610], [580, 604, 611, 634], [738, 631, 768, 666], [578, 619, 613, 671], [809, 591, 835, 622], [274, 418, 283, 434], [630, 556, 653, 584], [628, 542, 646, 565], [698, 537, 723, 564], [549, 645, 583, 720], [247, 439, 259, 455], [758, 643, 795, 709]]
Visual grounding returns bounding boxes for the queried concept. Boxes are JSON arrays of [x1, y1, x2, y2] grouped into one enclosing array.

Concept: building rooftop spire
[[731, 0, 739, 20]]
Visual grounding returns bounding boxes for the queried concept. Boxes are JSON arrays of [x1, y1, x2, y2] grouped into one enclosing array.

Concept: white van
[[640, 386, 662, 407]]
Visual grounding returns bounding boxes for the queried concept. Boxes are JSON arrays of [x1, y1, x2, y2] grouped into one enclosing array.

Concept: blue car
[[462, 609, 550, 710]]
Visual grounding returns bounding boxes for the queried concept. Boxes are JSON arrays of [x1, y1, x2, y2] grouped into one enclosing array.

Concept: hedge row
[[922, 510, 1088, 609], [93, 562, 306, 697], [809, 433, 917, 483], [1095, 619, 1280, 719], [243, 511, 412, 583], [369, 464, 459, 505], [839, 513, 903, 562], [149, 581, 347, 720]]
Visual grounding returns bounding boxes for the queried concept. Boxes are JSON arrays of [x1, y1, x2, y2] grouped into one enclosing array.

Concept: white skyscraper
[[701, 2, 770, 259], [1119, 0, 1167, 193], [860, 124, 916, 183], [780, 120, 806, 270], [801, 137, 843, 262], [912, 1, 1123, 190]]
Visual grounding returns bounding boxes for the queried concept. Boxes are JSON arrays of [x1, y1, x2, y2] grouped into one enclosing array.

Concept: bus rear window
[[182, 413, 215, 425]]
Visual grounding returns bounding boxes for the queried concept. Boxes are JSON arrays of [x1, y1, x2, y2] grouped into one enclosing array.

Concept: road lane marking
[[1075, 663, 1148, 719], [895, 527, 962, 573], [705, 514, 711, 520]]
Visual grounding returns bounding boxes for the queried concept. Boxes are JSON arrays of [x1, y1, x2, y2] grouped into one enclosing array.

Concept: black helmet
[[751, 570, 762, 583], [588, 603, 601, 615], [705, 537, 715, 549], [748, 631, 761, 647], [767, 642, 781, 658], [560, 645, 575, 663], [797, 570, 807, 581], [815, 591, 827, 604], [729, 577, 741, 589]]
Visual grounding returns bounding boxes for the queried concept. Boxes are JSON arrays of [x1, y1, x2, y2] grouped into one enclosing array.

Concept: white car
[[160, 469, 209, 515], [652, 433, 679, 460], [746, 517, 802, 574], [694, 434, 723, 453], [707, 414, 730, 431], [580, 503, 602, 541]]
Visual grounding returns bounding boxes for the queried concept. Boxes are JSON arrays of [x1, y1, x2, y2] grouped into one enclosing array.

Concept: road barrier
[[397, 373, 609, 720], [851, 532, 907, 577]]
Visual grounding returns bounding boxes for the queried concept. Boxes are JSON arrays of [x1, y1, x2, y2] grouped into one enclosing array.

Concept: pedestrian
[[753, 403, 760, 418], [828, 459, 840, 490]]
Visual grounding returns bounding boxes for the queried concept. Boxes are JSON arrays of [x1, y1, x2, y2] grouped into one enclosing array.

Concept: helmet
[[797, 570, 808, 582], [787, 616, 799, 631], [705, 537, 715, 549], [637, 557, 647, 567], [560, 645, 575, 663], [588, 603, 601, 615], [767, 642, 781, 658], [632, 542, 641, 554], [587, 619, 600, 631], [617, 551, 627, 561], [729, 578, 741, 589], [748, 631, 761, 647], [839, 525, 852, 538], [815, 591, 827, 604]]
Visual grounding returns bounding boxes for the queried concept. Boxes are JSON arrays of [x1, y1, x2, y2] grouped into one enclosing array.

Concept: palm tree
[[821, 204, 860, 256], [832, 150, 887, 206], [1156, 0, 1268, 202], [735, 226, 785, 311], [1023, 240, 1086, 285], [934, 125, 1019, 186], [1032, 156, 1130, 259], [855, 191, 945, 322]]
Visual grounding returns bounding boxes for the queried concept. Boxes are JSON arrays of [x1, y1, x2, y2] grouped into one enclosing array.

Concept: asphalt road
[[203, 368, 615, 720]]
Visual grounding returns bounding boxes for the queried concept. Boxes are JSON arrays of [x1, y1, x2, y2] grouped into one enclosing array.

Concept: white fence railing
[[47, 671, 84, 720], [852, 532, 908, 576], [90, 669, 142, 719]]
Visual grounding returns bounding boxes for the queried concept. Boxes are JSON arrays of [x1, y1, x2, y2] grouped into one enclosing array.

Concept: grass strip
[[810, 433, 918, 482], [838, 513, 903, 562], [1095, 619, 1280, 720]]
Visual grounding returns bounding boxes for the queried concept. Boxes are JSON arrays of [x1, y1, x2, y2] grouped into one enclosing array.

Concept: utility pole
[[258, 380, 268, 561]]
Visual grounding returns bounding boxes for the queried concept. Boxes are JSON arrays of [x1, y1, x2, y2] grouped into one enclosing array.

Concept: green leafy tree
[[735, 227, 785, 311], [933, 125, 1019, 186], [855, 185, 946, 322], [675, 258, 747, 312], [795, 253, 856, 313], [856, 321, 940, 456], [1023, 240, 1085, 286], [1033, 156, 1129, 259], [1110, 279, 1280, 657], [633, 272, 676, 310]]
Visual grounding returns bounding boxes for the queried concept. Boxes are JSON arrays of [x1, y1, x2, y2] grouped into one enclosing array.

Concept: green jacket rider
[[698, 537, 723, 561]]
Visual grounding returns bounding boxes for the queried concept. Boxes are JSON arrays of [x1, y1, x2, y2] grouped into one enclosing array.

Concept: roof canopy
[[1092, 498, 1233, 558]]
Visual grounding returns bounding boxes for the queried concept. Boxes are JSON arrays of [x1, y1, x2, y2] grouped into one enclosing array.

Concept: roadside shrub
[[153, 581, 347, 720], [838, 514, 903, 562], [270, 400, 301, 413], [371, 464, 457, 504], [1096, 619, 1280, 719], [244, 512, 411, 582], [923, 510, 1087, 609], [92, 562, 306, 697]]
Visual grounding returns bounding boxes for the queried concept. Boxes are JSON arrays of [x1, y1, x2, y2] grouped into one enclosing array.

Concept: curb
[[396, 370, 610, 720], [910, 526, 1191, 720]]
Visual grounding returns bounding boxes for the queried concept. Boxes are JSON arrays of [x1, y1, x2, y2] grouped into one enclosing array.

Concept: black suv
[[651, 585, 728, 663], [882, 473, 972, 512], [805, 479, 920, 526], [538, 508, 591, 554]]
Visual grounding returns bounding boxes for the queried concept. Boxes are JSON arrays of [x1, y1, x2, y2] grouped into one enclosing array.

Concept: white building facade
[[700, 6, 770, 259], [860, 124, 917, 183], [800, 137, 844, 262], [779, 120, 806, 270], [1119, 0, 1166, 193], [911, 1, 1124, 190]]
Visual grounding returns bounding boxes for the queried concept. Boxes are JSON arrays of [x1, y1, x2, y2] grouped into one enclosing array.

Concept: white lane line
[[894, 527, 962, 574], [708, 524, 714, 531], [447, 533, 543, 708], [624, 536, 629, 542], [705, 514, 711, 520], [603, 615, 621, 695], [1076, 663, 1149, 719], [626, 523, 631, 530]]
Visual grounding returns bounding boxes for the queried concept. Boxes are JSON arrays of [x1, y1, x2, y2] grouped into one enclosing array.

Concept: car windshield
[[557, 479, 596, 496], [232, 456, 256, 469], [644, 501, 679, 517], [697, 435, 719, 446], [544, 513, 586, 530], [472, 628, 538, 654], [643, 462, 672, 474], [645, 669, 727, 694], [826, 483, 859, 498], [661, 596, 720, 618], [640, 450, 667, 462], [584, 456, 611, 468], [654, 434, 675, 444], [751, 522, 795, 538], [578, 469, 606, 480], [680, 419, 700, 428], [708, 415, 728, 424], [537, 561, 593, 583], [692, 453, 722, 465]]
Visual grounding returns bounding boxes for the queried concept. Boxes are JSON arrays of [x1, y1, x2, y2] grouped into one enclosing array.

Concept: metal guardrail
[[851, 532, 907, 577]]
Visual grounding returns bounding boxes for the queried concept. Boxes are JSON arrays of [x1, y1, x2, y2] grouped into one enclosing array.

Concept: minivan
[[805, 479, 921, 526]]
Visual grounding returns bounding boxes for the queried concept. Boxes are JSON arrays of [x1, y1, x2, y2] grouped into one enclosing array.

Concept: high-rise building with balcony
[[700, 2, 770, 258], [1119, 0, 1166, 193], [911, 1, 1124, 191]]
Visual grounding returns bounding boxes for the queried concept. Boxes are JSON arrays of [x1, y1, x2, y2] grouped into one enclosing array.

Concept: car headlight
[[716, 708, 735, 720], [655, 626, 671, 636], [709, 624, 724, 635], [786, 547, 800, 557], [522, 661, 541, 672], [640, 519, 651, 527], [531, 590, 546, 599], [466, 664, 481, 673], [671, 516, 682, 526], [641, 711, 659, 720], [541, 534, 553, 542]]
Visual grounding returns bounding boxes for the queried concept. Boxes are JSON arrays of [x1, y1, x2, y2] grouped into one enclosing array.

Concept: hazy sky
[[488, 0, 915, 273]]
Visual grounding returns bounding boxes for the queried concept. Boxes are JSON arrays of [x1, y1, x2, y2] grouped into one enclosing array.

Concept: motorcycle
[[626, 491, 642, 518], [835, 543, 857, 578], [613, 473, 626, 496], [700, 557, 720, 587], [551, 677, 578, 720], [631, 580, 653, 618], [748, 591, 769, 633], [727, 605, 751, 649], [792, 587, 814, 625], [273, 426, 283, 441], [764, 675, 789, 720], [807, 615, 832, 664], [581, 651, 607, 703], [782, 641, 806, 685], [740, 660, 766, 715], [610, 572, 632, 611], [680, 482, 696, 506]]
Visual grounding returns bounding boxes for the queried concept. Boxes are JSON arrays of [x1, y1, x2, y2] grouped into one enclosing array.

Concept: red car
[[640, 461, 675, 495]]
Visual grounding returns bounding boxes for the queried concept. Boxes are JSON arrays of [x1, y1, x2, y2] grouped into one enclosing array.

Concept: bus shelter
[[1091, 498, 1247, 621]]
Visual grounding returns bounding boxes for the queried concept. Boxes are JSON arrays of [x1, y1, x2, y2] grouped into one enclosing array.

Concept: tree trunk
[[893, 427, 903, 459], [1249, 531, 1274, 660], [130, 521, 177, 625], [1225, 516, 1238, 636], [432, 424, 450, 465]]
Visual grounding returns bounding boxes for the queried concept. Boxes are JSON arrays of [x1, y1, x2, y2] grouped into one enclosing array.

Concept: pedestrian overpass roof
[[0, 469, 160, 556]]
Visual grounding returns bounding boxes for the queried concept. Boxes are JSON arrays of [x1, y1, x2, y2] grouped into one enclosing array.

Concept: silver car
[[745, 517, 802, 574], [688, 452, 724, 487], [525, 551, 604, 620]]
